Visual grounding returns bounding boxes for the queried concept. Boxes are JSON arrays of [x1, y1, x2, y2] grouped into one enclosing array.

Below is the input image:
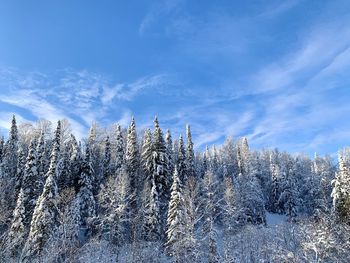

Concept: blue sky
[[0, 0, 350, 155]]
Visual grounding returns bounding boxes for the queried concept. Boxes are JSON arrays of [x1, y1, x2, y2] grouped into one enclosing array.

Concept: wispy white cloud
[[0, 68, 173, 139]]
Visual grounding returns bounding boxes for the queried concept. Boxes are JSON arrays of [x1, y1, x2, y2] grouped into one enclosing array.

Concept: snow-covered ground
[[266, 212, 288, 226]]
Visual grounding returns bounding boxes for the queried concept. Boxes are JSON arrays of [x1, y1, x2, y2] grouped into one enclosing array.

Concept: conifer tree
[[166, 166, 186, 262], [57, 146, 71, 191], [125, 117, 140, 194], [8, 139, 40, 255], [202, 170, 220, 263], [141, 129, 153, 181], [36, 131, 46, 193], [152, 117, 169, 224], [143, 177, 161, 241], [115, 124, 124, 172], [177, 135, 186, 183], [102, 135, 112, 184], [68, 134, 81, 191], [0, 115, 19, 214], [186, 125, 195, 179], [240, 137, 250, 175], [166, 129, 175, 178], [270, 153, 282, 213], [22, 121, 62, 261], [0, 135, 4, 163], [5, 115, 19, 177], [77, 143, 96, 226], [87, 122, 101, 194], [331, 151, 350, 223], [15, 145, 27, 196]]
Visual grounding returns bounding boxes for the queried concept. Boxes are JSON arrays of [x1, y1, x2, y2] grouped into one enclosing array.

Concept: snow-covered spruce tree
[[332, 150, 350, 224], [278, 178, 297, 221], [172, 138, 179, 166], [7, 139, 41, 255], [5, 115, 19, 178], [125, 117, 141, 247], [166, 166, 186, 262], [57, 146, 71, 192], [141, 129, 153, 181], [221, 137, 238, 180], [186, 124, 195, 179], [313, 154, 336, 215], [222, 177, 241, 234], [0, 136, 4, 163], [210, 146, 220, 175], [77, 143, 96, 229], [239, 137, 250, 176], [177, 135, 186, 183], [21, 121, 62, 262], [202, 170, 220, 263], [87, 122, 101, 194], [15, 144, 27, 197], [142, 176, 161, 242], [269, 152, 282, 213], [125, 117, 140, 197], [115, 124, 124, 173], [102, 135, 112, 185], [152, 117, 170, 229], [241, 152, 266, 224], [36, 131, 46, 193], [0, 115, 19, 218], [68, 134, 82, 191], [278, 157, 298, 221], [166, 129, 175, 180], [222, 175, 251, 263]]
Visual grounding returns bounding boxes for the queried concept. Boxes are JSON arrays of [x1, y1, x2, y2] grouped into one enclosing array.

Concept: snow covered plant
[[0, 115, 348, 262]]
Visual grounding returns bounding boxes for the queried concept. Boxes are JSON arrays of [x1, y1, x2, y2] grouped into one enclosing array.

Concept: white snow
[[266, 212, 287, 226]]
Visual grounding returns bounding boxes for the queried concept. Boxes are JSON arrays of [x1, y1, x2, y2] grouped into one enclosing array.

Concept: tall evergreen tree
[[202, 170, 220, 263], [141, 129, 153, 181], [87, 122, 101, 194], [331, 151, 350, 223], [57, 146, 72, 191], [142, 176, 161, 242], [68, 134, 81, 191], [77, 143, 96, 226], [152, 117, 169, 223], [8, 139, 40, 255], [177, 135, 186, 183], [186, 125, 195, 179], [166, 166, 186, 262], [36, 131, 46, 193], [102, 135, 112, 184], [15, 145, 27, 196], [166, 129, 175, 180], [0, 115, 19, 214], [0, 135, 4, 163], [125, 117, 140, 243], [125, 117, 140, 194], [115, 124, 124, 172], [22, 121, 62, 261]]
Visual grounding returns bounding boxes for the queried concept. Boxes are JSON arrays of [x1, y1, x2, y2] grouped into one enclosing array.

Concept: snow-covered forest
[[0, 115, 349, 263]]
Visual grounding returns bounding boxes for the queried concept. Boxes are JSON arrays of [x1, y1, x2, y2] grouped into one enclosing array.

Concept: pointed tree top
[[129, 116, 136, 130]]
